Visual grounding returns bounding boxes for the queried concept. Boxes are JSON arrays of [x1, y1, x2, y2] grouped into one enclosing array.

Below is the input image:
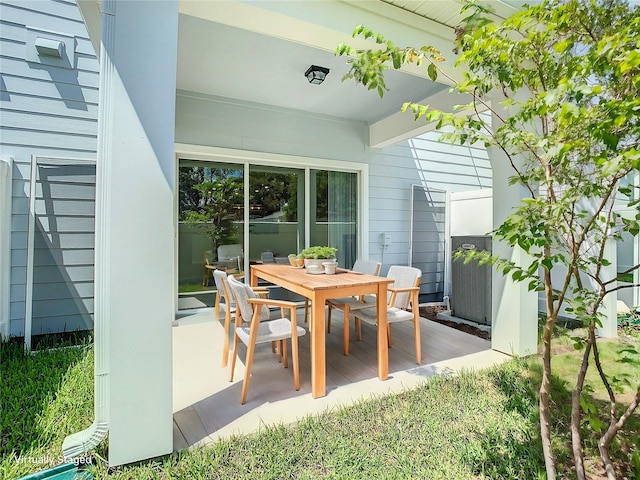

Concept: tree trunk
[[599, 387, 640, 480], [541, 263, 557, 480], [571, 335, 592, 480]]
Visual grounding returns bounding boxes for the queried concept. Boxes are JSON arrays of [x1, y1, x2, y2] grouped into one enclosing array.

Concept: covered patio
[[172, 304, 505, 449], [69, 0, 546, 467]]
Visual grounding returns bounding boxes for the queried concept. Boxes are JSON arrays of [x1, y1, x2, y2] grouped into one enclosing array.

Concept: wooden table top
[[250, 263, 392, 294]]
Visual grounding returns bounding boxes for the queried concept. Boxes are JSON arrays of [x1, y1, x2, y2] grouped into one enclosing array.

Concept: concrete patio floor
[[172, 305, 510, 451]]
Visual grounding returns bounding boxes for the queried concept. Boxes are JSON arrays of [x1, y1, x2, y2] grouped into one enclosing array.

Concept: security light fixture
[[305, 65, 330, 85]]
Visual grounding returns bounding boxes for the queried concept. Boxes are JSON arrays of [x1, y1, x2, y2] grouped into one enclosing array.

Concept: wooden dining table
[[250, 263, 394, 399]]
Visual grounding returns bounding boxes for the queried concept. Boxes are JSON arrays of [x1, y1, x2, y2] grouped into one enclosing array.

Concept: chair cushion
[[236, 318, 306, 345], [329, 295, 376, 309], [353, 306, 415, 325]]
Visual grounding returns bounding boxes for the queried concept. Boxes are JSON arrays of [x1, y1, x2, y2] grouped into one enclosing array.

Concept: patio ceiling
[[176, 13, 446, 124], [79, 0, 523, 137]]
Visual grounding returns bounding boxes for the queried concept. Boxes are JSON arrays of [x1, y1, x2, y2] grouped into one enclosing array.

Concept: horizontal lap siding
[[175, 91, 367, 162], [178, 89, 492, 296], [369, 130, 491, 282], [1, 0, 98, 337]]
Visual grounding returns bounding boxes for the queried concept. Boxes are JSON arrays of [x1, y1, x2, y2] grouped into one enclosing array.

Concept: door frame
[[174, 144, 369, 311]]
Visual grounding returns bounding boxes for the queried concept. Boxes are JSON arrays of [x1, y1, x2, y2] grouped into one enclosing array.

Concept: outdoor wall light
[[305, 65, 330, 85]]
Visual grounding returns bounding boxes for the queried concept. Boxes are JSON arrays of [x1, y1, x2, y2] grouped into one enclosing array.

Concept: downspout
[[62, 0, 115, 458], [0, 157, 12, 340]]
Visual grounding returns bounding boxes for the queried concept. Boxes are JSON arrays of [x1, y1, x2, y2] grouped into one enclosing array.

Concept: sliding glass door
[[310, 169, 357, 268], [177, 158, 358, 309], [177, 161, 243, 306], [248, 165, 304, 262]]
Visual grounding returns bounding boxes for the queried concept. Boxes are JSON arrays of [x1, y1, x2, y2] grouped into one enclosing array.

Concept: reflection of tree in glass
[[249, 172, 300, 222], [179, 166, 243, 253], [315, 171, 328, 221], [178, 167, 205, 216]]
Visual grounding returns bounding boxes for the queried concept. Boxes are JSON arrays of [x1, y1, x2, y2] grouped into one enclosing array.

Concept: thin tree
[[336, 1, 639, 477]]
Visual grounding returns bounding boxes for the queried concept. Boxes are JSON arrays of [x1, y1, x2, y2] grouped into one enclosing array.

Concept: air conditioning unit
[[450, 236, 492, 325]]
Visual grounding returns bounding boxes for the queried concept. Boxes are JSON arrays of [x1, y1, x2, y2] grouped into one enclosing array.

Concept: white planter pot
[[304, 258, 335, 270]]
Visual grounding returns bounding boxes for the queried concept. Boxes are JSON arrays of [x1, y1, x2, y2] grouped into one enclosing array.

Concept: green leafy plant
[[337, 1, 640, 478], [298, 246, 337, 259], [179, 167, 243, 254]]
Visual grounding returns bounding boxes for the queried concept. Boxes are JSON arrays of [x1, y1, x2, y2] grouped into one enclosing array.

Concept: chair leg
[[214, 293, 221, 322], [343, 305, 350, 356], [327, 305, 333, 333], [304, 299, 309, 324], [356, 318, 362, 341], [275, 340, 282, 363], [291, 316, 300, 391], [229, 334, 239, 382], [414, 317, 422, 365], [221, 307, 232, 367], [281, 339, 288, 368], [240, 337, 258, 405]]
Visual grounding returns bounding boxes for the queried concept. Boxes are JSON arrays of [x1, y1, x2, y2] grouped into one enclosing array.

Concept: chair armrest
[[247, 298, 297, 309], [247, 298, 299, 326], [388, 286, 420, 293], [388, 286, 420, 308], [252, 286, 269, 299]]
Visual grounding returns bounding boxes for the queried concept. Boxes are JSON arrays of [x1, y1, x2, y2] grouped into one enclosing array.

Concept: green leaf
[[427, 63, 438, 82], [553, 39, 573, 53], [392, 51, 402, 69]]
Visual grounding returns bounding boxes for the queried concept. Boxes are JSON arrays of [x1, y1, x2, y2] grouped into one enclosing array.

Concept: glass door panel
[[177, 160, 244, 306], [248, 166, 303, 263], [176, 159, 359, 307], [310, 169, 357, 268]]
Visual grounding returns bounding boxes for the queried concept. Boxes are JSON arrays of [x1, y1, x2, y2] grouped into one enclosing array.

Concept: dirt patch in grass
[[420, 305, 491, 340]]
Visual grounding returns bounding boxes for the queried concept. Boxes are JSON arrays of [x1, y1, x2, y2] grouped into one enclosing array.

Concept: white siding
[[0, 0, 98, 337], [367, 131, 491, 273], [175, 91, 492, 278], [175, 91, 367, 161]]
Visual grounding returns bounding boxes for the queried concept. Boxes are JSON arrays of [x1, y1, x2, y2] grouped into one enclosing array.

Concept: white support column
[[98, 0, 178, 466], [489, 118, 538, 357], [0, 157, 12, 340]]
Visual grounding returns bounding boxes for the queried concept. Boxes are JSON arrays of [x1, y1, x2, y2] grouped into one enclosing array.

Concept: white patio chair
[[202, 250, 216, 286], [325, 259, 382, 334], [213, 269, 236, 367], [214, 269, 269, 368], [335, 265, 422, 363], [260, 251, 275, 263], [226, 275, 306, 404], [218, 244, 243, 272], [302, 259, 381, 326]]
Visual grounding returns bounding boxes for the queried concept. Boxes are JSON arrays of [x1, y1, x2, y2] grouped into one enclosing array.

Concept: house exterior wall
[[175, 92, 493, 277], [368, 136, 491, 272], [0, 0, 99, 337]]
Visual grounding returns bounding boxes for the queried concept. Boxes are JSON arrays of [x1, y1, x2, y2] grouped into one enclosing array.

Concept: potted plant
[[299, 246, 337, 269], [287, 253, 304, 267]]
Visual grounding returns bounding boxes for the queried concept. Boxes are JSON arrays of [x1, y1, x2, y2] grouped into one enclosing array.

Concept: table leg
[[310, 292, 326, 398], [377, 283, 389, 380]]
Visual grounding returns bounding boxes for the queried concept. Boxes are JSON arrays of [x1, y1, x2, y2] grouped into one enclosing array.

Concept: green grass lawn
[[178, 282, 214, 293], [2, 329, 638, 479]]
